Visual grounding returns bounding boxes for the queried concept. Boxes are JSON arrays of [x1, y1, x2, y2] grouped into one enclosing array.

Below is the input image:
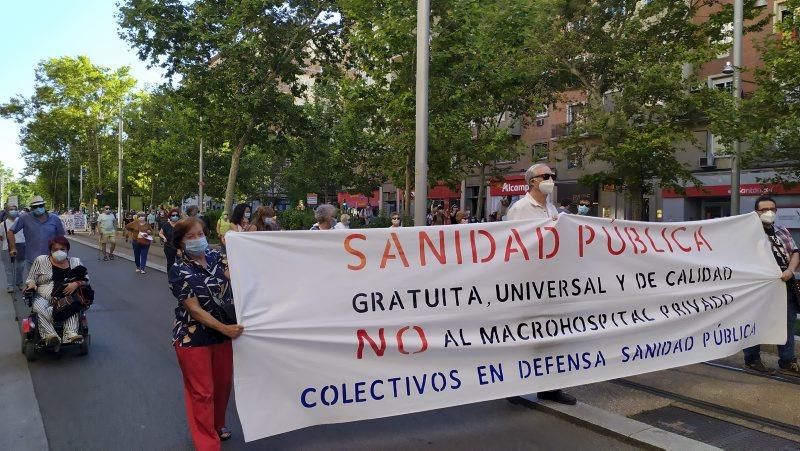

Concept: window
[[709, 75, 733, 93], [567, 148, 583, 169], [775, 1, 794, 31], [531, 143, 549, 162], [535, 105, 549, 118], [567, 103, 584, 125]]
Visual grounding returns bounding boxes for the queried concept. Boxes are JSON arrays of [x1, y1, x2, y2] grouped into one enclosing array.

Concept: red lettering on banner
[[603, 226, 627, 256], [671, 227, 692, 253], [660, 228, 675, 252], [538, 227, 560, 259], [695, 227, 713, 251], [356, 327, 428, 359], [356, 329, 386, 359], [644, 228, 665, 253], [454, 230, 463, 264], [504, 228, 530, 262], [419, 231, 446, 266], [470, 230, 496, 263], [579, 225, 595, 257], [380, 233, 410, 268], [396, 326, 429, 355], [344, 234, 367, 271]]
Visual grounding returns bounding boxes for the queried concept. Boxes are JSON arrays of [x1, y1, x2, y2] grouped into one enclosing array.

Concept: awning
[[662, 183, 800, 199], [337, 191, 380, 208], [489, 175, 527, 196]]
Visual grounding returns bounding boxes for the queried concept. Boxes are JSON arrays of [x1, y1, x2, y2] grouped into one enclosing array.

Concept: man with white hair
[[506, 163, 559, 221], [505, 163, 577, 406]]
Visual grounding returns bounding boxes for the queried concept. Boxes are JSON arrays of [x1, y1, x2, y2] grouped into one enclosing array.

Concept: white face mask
[[538, 179, 555, 195], [52, 250, 68, 262], [759, 210, 776, 224]]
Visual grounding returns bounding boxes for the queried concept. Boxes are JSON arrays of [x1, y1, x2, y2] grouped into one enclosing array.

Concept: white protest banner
[[226, 213, 786, 442]]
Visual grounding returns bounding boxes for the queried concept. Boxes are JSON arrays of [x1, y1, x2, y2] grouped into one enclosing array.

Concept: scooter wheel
[[24, 341, 37, 362]]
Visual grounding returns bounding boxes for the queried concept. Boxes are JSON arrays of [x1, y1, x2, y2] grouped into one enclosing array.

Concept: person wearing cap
[[97, 205, 118, 261], [0, 202, 26, 292], [126, 211, 154, 274], [8, 196, 65, 278]]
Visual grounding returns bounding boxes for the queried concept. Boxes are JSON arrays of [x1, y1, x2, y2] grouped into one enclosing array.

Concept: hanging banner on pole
[[226, 214, 786, 442]]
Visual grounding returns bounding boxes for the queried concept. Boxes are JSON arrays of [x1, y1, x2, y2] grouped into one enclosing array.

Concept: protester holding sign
[[505, 163, 576, 406], [169, 217, 243, 450], [742, 196, 800, 376]]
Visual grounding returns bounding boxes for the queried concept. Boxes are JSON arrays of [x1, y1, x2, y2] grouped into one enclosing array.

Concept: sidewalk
[[70, 231, 169, 273], [0, 291, 49, 451]]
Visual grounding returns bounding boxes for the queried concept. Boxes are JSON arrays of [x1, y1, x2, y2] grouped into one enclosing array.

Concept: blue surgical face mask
[[33, 207, 46, 216], [578, 205, 590, 215], [184, 236, 208, 256], [170, 215, 180, 222], [8, 210, 19, 218]]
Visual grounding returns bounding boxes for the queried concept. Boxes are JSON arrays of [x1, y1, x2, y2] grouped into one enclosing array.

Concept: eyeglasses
[[757, 208, 777, 213], [534, 173, 557, 181]]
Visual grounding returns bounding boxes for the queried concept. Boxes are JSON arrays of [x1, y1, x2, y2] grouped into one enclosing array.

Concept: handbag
[[203, 276, 236, 325]]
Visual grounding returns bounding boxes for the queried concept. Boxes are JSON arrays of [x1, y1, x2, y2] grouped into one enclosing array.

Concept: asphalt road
[[14, 240, 640, 451]]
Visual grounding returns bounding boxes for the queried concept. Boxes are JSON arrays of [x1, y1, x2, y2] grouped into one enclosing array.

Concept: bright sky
[[0, 0, 164, 178]]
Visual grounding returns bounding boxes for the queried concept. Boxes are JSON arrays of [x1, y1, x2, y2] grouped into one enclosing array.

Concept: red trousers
[[175, 341, 233, 451]]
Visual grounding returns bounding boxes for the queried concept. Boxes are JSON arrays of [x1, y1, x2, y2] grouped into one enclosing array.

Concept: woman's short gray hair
[[315, 204, 337, 222], [524, 163, 549, 186]]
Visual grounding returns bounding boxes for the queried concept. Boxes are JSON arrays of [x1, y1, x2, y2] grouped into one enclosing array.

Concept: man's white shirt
[[505, 192, 559, 221]]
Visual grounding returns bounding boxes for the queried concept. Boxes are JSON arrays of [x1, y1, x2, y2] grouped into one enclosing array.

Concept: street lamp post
[[118, 114, 124, 229], [413, 0, 431, 226], [729, 0, 744, 215], [67, 145, 71, 211]]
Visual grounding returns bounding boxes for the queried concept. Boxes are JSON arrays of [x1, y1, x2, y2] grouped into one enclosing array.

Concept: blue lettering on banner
[[299, 370, 463, 409]]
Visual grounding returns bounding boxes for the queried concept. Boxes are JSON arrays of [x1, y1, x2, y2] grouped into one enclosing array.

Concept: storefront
[[488, 175, 527, 217], [661, 172, 800, 241]]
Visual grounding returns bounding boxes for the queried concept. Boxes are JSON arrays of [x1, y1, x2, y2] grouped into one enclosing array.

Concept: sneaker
[[745, 359, 775, 374], [778, 360, 800, 376], [140, 269, 146, 274], [64, 334, 84, 344], [135, 268, 141, 273], [44, 335, 61, 346], [109, 255, 115, 260], [103, 255, 108, 261]]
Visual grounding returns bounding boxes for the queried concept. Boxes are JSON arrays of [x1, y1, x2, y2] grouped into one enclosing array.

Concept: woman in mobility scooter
[[21, 236, 92, 360]]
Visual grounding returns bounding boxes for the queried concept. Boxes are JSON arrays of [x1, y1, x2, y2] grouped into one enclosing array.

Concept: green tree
[[118, 0, 343, 213], [1, 56, 135, 209], [729, 0, 800, 182], [541, 0, 767, 220]]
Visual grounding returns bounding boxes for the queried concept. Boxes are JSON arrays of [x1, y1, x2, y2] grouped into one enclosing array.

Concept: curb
[[68, 235, 168, 274], [0, 292, 49, 451], [520, 395, 720, 451]]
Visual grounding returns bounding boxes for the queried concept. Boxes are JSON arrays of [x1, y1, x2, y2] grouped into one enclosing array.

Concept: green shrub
[[278, 208, 316, 230], [203, 210, 223, 238]]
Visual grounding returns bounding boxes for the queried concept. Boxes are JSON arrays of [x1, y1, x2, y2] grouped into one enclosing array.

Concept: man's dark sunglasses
[[535, 173, 557, 181]]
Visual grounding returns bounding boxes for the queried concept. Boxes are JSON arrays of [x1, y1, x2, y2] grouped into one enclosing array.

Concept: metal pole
[[67, 146, 71, 210], [79, 166, 83, 212], [199, 137, 204, 213], [118, 115, 124, 228], [730, 0, 743, 215], [413, 0, 430, 226]]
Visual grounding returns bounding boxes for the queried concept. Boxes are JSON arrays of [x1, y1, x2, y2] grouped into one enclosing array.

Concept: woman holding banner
[[169, 217, 244, 450]]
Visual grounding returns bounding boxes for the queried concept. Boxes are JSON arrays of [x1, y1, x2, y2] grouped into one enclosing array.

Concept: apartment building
[[447, 0, 799, 231]]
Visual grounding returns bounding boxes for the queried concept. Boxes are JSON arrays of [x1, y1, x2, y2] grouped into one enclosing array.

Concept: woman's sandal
[[218, 427, 232, 441]]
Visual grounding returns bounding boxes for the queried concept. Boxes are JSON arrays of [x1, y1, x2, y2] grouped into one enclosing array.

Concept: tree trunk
[[629, 186, 643, 221], [476, 165, 486, 220], [96, 131, 102, 198], [404, 151, 412, 219], [149, 175, 157, 209], [224, 118, 257, 214]]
